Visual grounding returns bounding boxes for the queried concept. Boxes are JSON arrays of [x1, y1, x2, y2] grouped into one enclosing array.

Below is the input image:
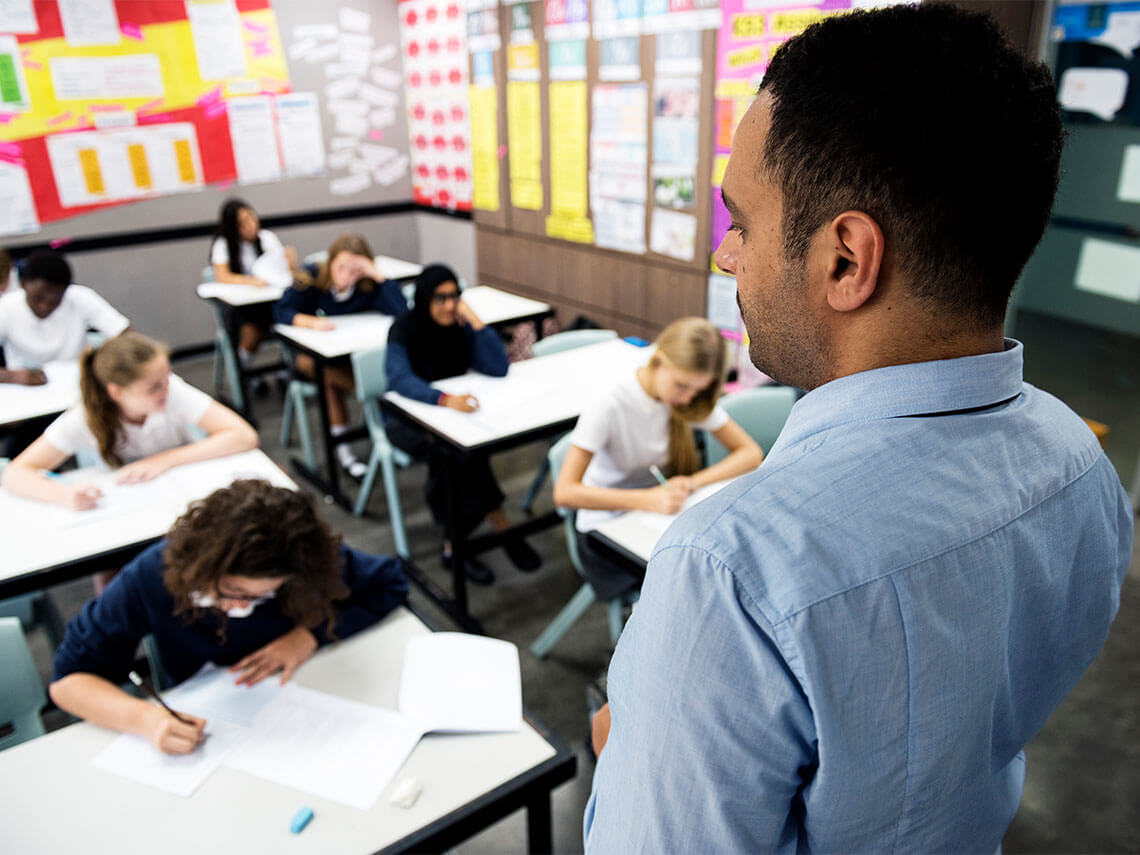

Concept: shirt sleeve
[[468, 326, 508, 377], [258, 229, 284, 255], [42, 405, 96, 457], [71, 285, 129, 339], [583, 543, 815, 854], [384, 336, 443, 404], [310, 546, 409, 645], [695, 402, 731, 432], [210, 237, 229, 266], [273, 285, 313, 325], [368, 279, 410, 317], [165, 374, 214, 428], [52, 548, 159, 683], [569, 394, 614, 454]]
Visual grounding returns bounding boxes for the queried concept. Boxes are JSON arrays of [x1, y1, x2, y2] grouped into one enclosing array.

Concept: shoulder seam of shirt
[[663, 446, 1108, 626]]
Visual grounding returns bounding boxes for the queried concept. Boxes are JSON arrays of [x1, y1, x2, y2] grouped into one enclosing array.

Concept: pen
[[649, 464, 669, 486], [128, 671, 196, 726]]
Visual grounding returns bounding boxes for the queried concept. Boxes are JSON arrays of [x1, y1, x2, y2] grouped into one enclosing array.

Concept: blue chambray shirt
[[584, 340, 1132, 854]]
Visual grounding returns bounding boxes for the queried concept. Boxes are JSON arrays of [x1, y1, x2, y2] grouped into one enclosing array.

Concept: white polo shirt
[[210, 229, 291, 289], [43, 374, 213, 464], [0, 284, 129, 369]]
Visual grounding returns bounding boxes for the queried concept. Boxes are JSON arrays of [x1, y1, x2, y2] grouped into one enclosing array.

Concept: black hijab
[[389, 264, 470, 381]]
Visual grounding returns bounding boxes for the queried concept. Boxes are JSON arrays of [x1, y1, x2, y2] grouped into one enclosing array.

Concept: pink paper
[[50, 238, 73, 249], [369, 129, 385, 141], [0, 114, 16, 124], [242, 19, 268, 33], [196, 86, 223, 107], [47, 112, 73, 126], [0, 152, 23, 165], [0, 141, 22, 156], [498, 145, 508, 159], [137, 98, 164, 114], [121, 22, 143, 40], [205, 101, 228, 119]]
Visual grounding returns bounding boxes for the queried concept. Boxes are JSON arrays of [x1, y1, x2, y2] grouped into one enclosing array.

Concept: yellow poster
[[469, 86, 500, 212], [506, 80, 542, 211], [545, 81, 592, 243]]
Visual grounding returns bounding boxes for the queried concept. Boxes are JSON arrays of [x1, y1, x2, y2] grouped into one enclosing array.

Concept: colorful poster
[[546, 0, 590, 42], [593, 0, 642, 40], [399, 0, 473, 210], [650, 207, 696, 260], [642, 0, 719, 34], [655, 29, 702, 75], [546, 80, 593, 242], [227, 95, 281, 184], [469, 85, 500, 211], [0, 34, 31, 112], [549, 39, 586, 80], [591, 82, 647, 252], [599, 36, 639, 81], [467, 8, 501, 52], [506, 79, 542, 209], [712, 0, 854, 256]]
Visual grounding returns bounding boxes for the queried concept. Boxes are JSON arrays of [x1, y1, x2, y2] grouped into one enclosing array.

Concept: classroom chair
[[142, 634, 170, 691], [0, 617, 47, 751], [530, 433, 638, 660], [278, 341, 319, 472], [349, 346, 419, 557], [704, 385, 798, 466], [520, 328, 619, 514], [200, 265, 247, 414], [0, 459, 65, 651]]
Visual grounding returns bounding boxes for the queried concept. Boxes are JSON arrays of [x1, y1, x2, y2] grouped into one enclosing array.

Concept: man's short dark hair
[[759, 2, 1063, 326], [23, 249, 72, 289]]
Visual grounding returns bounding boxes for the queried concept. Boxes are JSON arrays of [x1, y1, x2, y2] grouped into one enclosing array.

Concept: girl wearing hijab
[[384, 264, 541, 585]]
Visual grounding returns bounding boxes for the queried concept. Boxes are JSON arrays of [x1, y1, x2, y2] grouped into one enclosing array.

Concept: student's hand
[[667, 475, 697, 496], [442, 393, 479, 413], [643, 482, 688, 514], [251, 277, 270, 288], [284, 245, 299, 270], [115, 457, 171, 485], [10, 368, 47, 386], [304, 316, 336, 331], [354, 256, 382, 281], [145, 706, 207, 755], [230, 627, 318, 686], [455, 300, 485, 330], [60, 483, 102, 511]]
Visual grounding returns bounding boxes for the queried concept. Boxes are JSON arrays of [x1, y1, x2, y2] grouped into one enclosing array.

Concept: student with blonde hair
[[1, 331, 258, 511], [554, 317, 764, 598], [274, 233, 408, 478]]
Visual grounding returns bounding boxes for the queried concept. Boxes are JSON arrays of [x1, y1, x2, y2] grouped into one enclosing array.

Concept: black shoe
[[503, 536, 542, 572], [251, 376, 270, 397], [442, 551, 496, 586]]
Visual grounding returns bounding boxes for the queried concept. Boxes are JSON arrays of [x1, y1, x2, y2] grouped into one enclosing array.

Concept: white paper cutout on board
[[58, 0, 120, 47], [1058, 67, 1128, 121], [187, 0, 248, 81], [0, 159, 40, 237], [228, 96, 282, 184], [0, 0, 38, 34]]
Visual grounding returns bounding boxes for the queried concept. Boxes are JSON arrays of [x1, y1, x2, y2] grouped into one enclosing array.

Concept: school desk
[[0, 360, 79, 432], [0, 449, 295, 600], [381, 338, 647, 632], [274, 287, 555, 511], [0, 607, 576, 855]]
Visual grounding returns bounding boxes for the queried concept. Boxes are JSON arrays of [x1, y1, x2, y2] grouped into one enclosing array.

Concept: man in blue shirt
[[585, 5, 1133, 852]]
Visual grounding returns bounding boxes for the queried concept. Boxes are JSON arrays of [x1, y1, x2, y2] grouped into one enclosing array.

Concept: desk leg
[[442, 450, 469, 621], [288, 356, 352, 510], [526, 793, 554, 854]]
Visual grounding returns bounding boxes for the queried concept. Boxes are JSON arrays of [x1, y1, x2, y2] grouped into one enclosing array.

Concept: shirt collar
[[769, 339, 1024, 456]]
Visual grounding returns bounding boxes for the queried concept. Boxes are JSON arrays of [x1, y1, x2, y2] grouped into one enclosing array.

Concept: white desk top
[[0, 449, 296, 584], [461, 285, 551, 326], [0, 360, 79, 427], [374, 255, 424, 281], [274, 313, 396, 359], [0, 608, 561, 855], [196, 257, 424, 308], [385, 338, 648, 450]]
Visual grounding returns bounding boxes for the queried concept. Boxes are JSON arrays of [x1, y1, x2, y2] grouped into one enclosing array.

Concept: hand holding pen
[[129, 671, 207, 755]]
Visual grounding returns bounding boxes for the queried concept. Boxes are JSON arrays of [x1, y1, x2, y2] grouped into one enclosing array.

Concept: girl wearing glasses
[[49, 479, 408, 755], [274, 233, 409, 478], [385, 264, 541, 586]]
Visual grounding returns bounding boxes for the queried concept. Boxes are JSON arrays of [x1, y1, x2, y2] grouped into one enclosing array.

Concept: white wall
[[414, 212, 477, 288]]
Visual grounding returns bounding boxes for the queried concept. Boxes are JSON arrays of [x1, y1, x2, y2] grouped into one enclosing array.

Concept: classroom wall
[[64, 211, 421, 350], [414, 211, 477, 288]]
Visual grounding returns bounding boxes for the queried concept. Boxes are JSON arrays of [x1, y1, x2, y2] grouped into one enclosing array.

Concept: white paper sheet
[[50, 55, 163, 101], [187, 0, 248, 80], [223, 684, 423, 810], [92, 719, 247, 798], [431, 374, 551, 433], [0, 159, 40, 237], [0, 0, 37, 34], [164, 663, 283, 727], [1074, 237, 1140, 303], [228, 96, 282, 185], [58, 0, 120, 47], [276, 92, 326, 177], [1058, 67, 1128, 121], [339, 7, 372, 33], [1118, 144, 1140, 203], [47, 476, 179, 530], [163, 449, 295, 501], [399, 634, 522, 733], [650, 208, 696, 260], [638, 479, 734, 537]]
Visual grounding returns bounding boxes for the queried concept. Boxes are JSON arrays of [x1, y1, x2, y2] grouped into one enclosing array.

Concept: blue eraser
[[623, 336, 651, 347], [290, 806, 314, 834]]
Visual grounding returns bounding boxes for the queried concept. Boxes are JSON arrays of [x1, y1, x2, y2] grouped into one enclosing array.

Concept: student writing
[[554, 317, 764, 599], [1, 331, 257, 510], [49, 480, 409, 755], [385, 264, 541, 585], [274, 233, 408, 478]]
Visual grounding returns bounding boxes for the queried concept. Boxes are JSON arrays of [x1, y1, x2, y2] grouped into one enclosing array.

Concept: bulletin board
[[0, 0, 415, 242]]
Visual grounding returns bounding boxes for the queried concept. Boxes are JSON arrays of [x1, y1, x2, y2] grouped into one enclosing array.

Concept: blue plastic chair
[[703, 386, 798, 466], [200, 264, 247, 414], [349, 346, 419, 557], [278, 341, 319, 471], [520, 329, 619, 513], [0, 617, 46, 751], [530, 433, 639, 659]]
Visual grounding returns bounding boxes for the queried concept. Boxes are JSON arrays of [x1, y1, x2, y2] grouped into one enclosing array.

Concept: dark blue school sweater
[[53, 541, 408, 688], [273, 278, 408, 325]]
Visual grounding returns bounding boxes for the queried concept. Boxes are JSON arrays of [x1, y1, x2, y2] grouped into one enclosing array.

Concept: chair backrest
[[350, 345, 389, 404], [705, 386, 798, 466], [548, 433, 586, 576], [532, 328, 617, 359], [200, 265, 215, 283], [302, 250, 329, 267], [0, 617, 46, 751]]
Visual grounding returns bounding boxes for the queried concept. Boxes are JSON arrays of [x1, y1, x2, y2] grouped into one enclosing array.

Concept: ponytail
[[80, 332, 166, 466]]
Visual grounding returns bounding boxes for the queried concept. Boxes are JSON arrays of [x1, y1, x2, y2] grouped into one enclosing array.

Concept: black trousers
[[576, 529, 643, 601], [386, 417, 505, 542]]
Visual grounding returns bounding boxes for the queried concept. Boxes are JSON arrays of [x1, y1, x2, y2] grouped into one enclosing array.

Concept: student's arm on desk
[[688, 420, 764, 489], [0, 366, 47, 385], [273, 286, 333, 329], [384, 338, 445, 405], [1, 436, 102, 510], [115, 401, 258, 484], [553, 444, 690, 515], [212, 262, 267, 288], [464, 322, 509, 378], [369, 278, 410, 317]]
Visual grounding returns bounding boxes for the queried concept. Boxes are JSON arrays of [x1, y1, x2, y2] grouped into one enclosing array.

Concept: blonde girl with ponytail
[[554, 317, 764, 599], [2, 331, 258, 511]]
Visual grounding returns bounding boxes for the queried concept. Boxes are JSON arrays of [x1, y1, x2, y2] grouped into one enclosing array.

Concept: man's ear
[[823, 211, 884, 313]]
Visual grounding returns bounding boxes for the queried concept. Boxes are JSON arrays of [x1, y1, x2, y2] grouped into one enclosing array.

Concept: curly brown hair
[[163, 480, 348, 637]]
